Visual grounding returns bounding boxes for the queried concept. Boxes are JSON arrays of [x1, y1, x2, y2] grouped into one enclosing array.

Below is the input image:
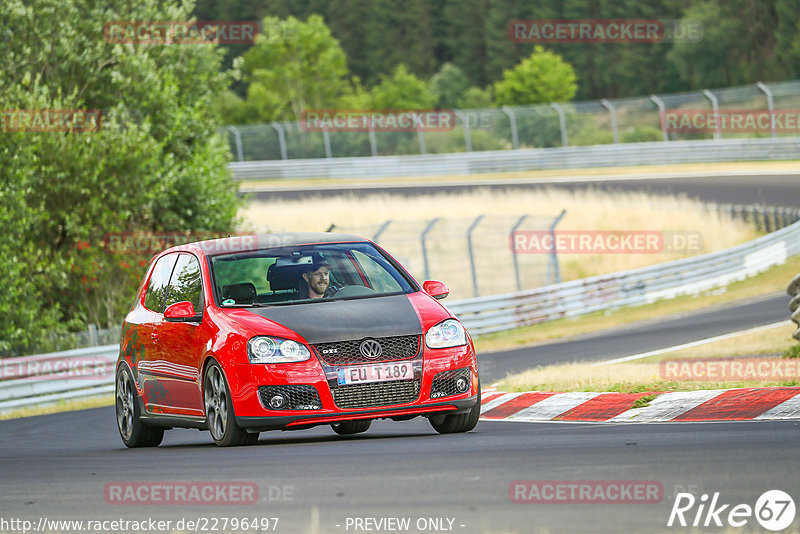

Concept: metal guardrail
[[4, 220, 800, 412], [789, 273, 800, 341], [448, 219, 800, 335], [229, 137, 800, 181], [0, 345, 118, 413]]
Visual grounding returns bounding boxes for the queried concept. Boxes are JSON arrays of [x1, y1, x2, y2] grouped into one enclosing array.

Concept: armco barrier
[[0, 345, 118, 413], [228, 137, 800, 181], [789, 272, 800, 340], [448, 219, 800, 335], [3, 221, 800, 412]]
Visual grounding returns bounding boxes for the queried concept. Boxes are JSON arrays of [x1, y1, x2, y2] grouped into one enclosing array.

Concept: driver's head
[[302, 259, 330, 298]]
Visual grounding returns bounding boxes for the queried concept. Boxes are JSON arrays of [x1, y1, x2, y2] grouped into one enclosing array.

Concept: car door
[[137, 253, 179, 413], [155, 253, 205, 416]]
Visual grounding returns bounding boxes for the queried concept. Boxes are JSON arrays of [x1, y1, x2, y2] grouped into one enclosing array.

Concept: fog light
[[455, 377, 469, 393], [269, 395, 286, 409]]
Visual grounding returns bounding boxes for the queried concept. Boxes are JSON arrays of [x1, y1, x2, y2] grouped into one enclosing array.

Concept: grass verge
[[474, 254, 800, 354], [0, 394, 113, 421], [497, 322, 799, 394], [243, 187, 759, 300]]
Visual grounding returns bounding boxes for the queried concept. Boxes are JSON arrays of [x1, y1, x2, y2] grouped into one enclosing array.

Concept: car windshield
[[209, 241, 416, 306]]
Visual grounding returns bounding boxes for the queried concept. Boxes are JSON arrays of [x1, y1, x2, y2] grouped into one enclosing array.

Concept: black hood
[[245, 294, 423, 344]]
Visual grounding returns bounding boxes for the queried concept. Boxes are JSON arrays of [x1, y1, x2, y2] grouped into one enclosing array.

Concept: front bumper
[[236, 394, 479, 431], [225, 342, 479, 426]]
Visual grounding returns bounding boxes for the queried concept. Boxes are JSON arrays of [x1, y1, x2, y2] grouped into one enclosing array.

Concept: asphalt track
[[244, 172, 800, 207], [2, 409, 799, 533], [2, 172, 799, 533], [479, 292, 791, 383]]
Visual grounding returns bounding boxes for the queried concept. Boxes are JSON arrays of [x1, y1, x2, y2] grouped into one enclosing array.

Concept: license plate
[[337, 362, 414, 385]]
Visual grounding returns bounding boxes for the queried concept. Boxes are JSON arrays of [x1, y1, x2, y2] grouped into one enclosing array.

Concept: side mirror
[[164, 301, 202, 322], [423, 280, 450, 300]]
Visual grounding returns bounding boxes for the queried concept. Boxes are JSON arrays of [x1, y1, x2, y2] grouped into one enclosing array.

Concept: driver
[[299, 258, 337, 299]]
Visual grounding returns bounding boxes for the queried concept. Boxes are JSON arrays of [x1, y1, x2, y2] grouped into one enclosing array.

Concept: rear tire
[[331, 420, 371, 435], [429, 389, 481, 434], [116, 366, 164, 448], [203, 362, 258, 446]]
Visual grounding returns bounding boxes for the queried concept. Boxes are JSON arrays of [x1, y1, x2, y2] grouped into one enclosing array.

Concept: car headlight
[[248, 336, 311, 363], [425, 319, 467, 349]]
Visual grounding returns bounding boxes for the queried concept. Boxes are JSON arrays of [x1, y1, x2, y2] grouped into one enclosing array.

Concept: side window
[[144, 254, 179, 313], [165, 254, 203, 311]]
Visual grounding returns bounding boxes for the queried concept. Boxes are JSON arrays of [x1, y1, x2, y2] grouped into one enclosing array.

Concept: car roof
[[168, 232, 370, 257]]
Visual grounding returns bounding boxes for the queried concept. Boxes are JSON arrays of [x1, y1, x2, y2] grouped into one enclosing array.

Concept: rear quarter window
[[144, 254, 179, 313]]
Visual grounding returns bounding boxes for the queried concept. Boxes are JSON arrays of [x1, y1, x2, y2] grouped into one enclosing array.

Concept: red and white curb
[[479, 386, 800, 423]]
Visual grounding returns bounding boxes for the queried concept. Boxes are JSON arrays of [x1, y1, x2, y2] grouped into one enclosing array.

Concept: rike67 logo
[[668, 490, 795, 531]]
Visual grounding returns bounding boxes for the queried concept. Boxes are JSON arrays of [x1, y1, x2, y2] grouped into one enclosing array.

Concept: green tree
[[493, 46, 578, 106], [0, 0, 240, 353], [239, 14, 353, 121], [430, 63, 471, 108], [456, 87, 493, 109], [667, 0, 781, 88], [775, 0, 800, 77], [368, 64, 437, 109]]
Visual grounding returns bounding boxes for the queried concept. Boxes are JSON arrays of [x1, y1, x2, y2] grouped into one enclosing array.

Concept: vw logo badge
[[359, 339, 383, 360]]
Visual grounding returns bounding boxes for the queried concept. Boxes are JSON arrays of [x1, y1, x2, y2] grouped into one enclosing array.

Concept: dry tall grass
[[241, 188, 759, 300]]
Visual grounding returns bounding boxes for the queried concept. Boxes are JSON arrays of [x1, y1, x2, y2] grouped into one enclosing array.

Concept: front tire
[[331, 420, 371, 435], [116, 366, 164, 448], [203, 362, 259, 446], [429, 389, 481, 434]]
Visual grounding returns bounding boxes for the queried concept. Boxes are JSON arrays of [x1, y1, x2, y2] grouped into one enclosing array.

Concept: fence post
[[703, 89, 721, 140], [227, 126, 244, 162], [88, 323, 98, 347], [368, 119, 378, 157], [372, 220, 392, 242], [756, 82, 777, 139], [466, 215, 484, 297], [455, 111, 472, 152], [551, 103, 568, 147], [417, 121, 427, 155], [546, 209, 567, 284], [763, 207, 772, 233], [650, 95, 669, 142], [420, 218, 439, 280], [509, 214, 528, 291], [322, 125, 332, 158], [270, 122, 288, 160], [600, 99, 619, 144], [501, 106, 520, 149]]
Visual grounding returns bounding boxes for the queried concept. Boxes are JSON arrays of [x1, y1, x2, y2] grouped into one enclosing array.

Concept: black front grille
[[430, 367, 471, 399], [331, 379, 421, 409], [259, 385, 322, 410], [314, 335, 420, 365]]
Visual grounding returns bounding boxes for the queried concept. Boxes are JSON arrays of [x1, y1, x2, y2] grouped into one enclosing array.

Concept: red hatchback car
[[116, 233, 480, 447]]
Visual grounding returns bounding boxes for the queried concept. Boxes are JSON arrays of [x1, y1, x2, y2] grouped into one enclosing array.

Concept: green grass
[[0, 394, 114, 421]]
